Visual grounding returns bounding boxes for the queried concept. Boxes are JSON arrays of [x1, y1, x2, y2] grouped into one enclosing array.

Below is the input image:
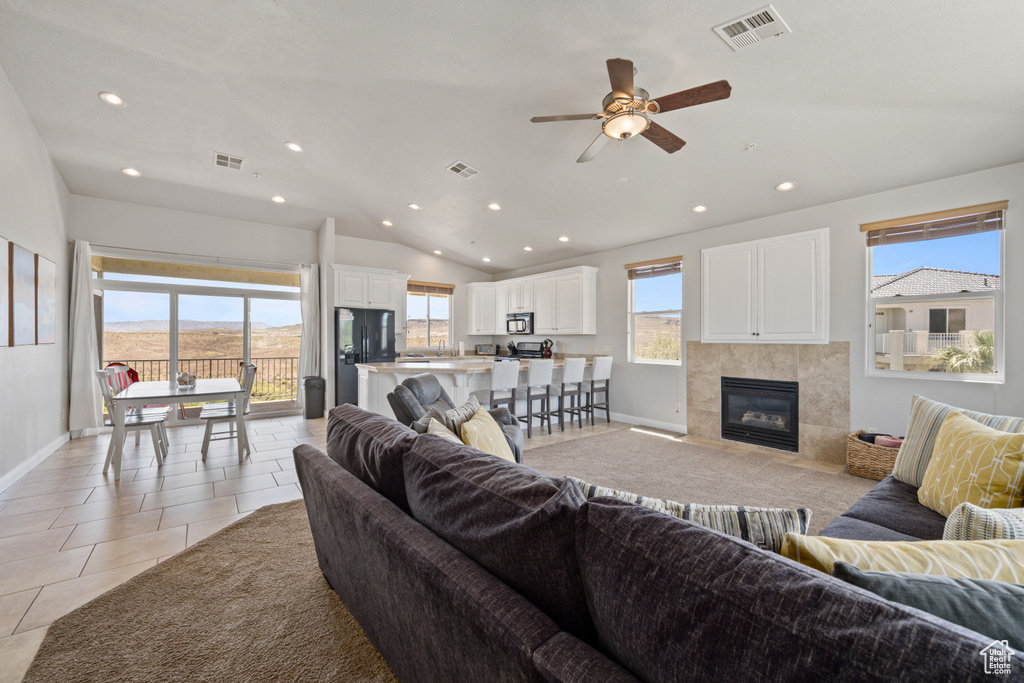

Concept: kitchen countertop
[[360, 358, 596, 373]]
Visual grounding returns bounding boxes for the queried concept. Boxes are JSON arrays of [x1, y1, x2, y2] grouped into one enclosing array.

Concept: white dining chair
[[199, 363, 257, 461], [515, 358, 554, 438], [582, 356, 613, 425], [96, 370, 169, 472], [471, 360, 520, 413], [549, 357, 586, 431]]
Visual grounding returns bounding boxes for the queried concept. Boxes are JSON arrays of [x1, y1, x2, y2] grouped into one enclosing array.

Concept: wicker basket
[[846, 431, 899, 480]]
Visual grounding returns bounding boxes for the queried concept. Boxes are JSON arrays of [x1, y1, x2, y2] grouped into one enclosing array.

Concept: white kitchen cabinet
[[533, 276, 556, 333], [392, 274, 411, 336], [333, 264, 408, 311], [467, 283, 497, 335], [533, 268, 597, 335], [507, 280, 534, 313], [494, 283, 510, 334], [700, 228, 829, 344]]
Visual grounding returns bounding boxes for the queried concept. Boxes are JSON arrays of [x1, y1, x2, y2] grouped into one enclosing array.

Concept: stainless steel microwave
[[506, 312, 534, 335]]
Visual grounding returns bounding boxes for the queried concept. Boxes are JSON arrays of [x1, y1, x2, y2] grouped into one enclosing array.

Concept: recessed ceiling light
[[285, 142, 303, 152], [433, 250, 442, 255], [99, 92, 125, 107], [487, 203, 501, 211], [523, 246, 533, 251], [121, 167, 140, 177], [692, 205, 708, 213], [381, 220, 393, 227], [271, 195, 286, 203], [775, 181, 797, 192], [408, 203, 421, 210], [482, 257, 492, 262], [558, 236, 570, 242]]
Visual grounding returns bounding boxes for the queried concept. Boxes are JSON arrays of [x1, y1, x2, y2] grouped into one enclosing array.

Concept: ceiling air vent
[[714, 4, 791, 51], [447, 160, 479, 179], [214, 152, 244, 169]]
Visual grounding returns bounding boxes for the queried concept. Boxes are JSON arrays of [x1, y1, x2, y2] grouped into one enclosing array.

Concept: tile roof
[[871, 267, 1000, 297]]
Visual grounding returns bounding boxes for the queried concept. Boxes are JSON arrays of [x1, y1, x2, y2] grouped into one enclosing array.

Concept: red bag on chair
[[106, 362, 139, 384]]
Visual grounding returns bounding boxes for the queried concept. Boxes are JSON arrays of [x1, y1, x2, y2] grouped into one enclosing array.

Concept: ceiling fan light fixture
[[602, 111, 650, 140]]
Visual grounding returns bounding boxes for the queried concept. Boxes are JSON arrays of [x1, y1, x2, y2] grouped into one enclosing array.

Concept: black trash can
[[302, 376, 326, 419]]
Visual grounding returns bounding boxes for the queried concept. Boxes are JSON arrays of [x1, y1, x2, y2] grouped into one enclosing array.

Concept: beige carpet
[[25, 500, 397, 683], [26, 431, 876, 680], [526, 429, 876, 535]]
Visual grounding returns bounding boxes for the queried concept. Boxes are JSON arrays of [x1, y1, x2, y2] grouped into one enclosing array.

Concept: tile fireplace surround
[[686, 341, 851, 464]]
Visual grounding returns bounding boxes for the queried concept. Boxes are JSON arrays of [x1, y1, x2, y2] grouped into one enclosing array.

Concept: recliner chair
[[387, 373, 525, 463]]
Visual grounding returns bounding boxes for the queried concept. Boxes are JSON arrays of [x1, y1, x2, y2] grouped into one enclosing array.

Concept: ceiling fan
[[531, 58, 732, 163]]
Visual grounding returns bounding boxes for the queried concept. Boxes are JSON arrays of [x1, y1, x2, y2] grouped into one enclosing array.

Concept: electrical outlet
[[674, 402, 680, 413]]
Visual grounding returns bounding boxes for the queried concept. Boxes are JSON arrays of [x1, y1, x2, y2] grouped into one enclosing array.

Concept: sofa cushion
[[426, 418, 463, 445], [839, 474, 946, 540], [818, 514, 924, 542], [781, 534, 1024, 582], [574, 497, 998, 682], [833, 562, 1024, 652], [460, 408, 516, 462], [892, 394, 1024, 488], [325, 404, 417, 511], [568, 477, 809, 553], [403, 435, 593, 642], [945, 502, 1024, 541], [918, 413, 1024, 516]]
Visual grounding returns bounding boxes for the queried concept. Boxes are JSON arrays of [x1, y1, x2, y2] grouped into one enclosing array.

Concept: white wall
[[494, 162, 1024, 435], [69, 195, 319, 266], [0, 64, 71, 484], [333, 234, 494, 349]]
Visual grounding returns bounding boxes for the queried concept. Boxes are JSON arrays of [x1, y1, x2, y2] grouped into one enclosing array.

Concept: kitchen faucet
[[437, 340, 446, 356]]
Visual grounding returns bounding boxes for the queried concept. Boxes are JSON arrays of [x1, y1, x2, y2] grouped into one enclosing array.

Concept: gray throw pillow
[[832, 562, 1024, 651], [440, 395, 480, 434], [568, 477, 809, 553]]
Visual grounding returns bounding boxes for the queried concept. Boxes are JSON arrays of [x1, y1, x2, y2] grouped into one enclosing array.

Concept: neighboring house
[[872, 268, 998, 370]]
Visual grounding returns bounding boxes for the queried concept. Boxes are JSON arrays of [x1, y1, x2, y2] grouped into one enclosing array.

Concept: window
[[865, 202, 1004, 380], [92, 254, 302, 412], [626, 257, 682, 364], [406, 281, 453, 349]]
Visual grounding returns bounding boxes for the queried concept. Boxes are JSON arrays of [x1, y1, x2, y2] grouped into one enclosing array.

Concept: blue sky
[[634, 272, 682, 312], [102, 288, 301, 327], [871, 232, 1000, 276], [406, 293, 450, 320]]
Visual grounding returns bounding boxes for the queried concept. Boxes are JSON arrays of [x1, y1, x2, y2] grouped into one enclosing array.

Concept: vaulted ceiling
[[1, 1, 1022, 273]]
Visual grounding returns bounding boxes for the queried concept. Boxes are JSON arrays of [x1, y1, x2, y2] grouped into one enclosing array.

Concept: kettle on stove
[[541, 339, 553, 358]]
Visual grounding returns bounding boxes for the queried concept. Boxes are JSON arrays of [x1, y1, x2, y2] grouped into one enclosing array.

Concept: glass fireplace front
[[720, 377, 799, 451]]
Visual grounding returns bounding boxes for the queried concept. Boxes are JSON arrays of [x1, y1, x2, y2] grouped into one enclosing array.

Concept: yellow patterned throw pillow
[[917, 412, 1024, 516], [780, 534, 1024, 583], [461, 408, 516, 462], [426, 418, 464, 445]]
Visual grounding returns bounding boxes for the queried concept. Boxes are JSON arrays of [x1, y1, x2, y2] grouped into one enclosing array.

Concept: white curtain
[[68, 240, 103, 437], [298, 264, 321, 408]]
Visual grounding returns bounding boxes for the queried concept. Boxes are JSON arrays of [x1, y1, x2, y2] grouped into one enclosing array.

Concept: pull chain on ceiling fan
[[530, 58, 732, 163]]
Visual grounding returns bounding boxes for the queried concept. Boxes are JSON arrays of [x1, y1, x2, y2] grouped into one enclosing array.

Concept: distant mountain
[[105, 320, 274, 332]]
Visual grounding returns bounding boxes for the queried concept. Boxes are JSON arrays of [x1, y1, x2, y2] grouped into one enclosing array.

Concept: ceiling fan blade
[[606, 58, 634, 99], [641, 121, 686, 154], [577, 132, 609, 163], [530, 113, 601, 123], [651, 80, 732, 113]]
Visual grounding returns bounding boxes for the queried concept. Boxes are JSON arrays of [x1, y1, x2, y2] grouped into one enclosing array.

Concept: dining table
[[108, 377, 246, 480]]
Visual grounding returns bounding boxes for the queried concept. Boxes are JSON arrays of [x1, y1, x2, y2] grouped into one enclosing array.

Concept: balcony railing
[[875, 331, 974, 356], [102, 356, 299, 403]]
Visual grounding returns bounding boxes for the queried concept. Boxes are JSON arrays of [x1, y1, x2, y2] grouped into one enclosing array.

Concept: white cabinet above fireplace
[[701, 228, 829, 344]]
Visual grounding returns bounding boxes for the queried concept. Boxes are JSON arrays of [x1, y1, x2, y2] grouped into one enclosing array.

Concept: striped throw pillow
[[944, 503, 1024, 541], [891, 395, 1024, 487], [781, 534, 1024, 583], [568, 477, 810, 553], [441, 396, 481, 435]]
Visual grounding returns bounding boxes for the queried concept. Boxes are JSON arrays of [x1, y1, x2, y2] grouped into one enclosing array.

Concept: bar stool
[[582, 356, 612, 425], [549, 357, 586, 431], [471, 359, 521, 413], [516, 358, 554, 438]]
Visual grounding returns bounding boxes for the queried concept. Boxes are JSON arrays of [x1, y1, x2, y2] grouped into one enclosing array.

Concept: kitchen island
[[355, 357, 595, 418]]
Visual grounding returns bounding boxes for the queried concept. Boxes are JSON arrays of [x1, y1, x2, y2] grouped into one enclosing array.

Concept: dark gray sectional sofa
[[293, 404, 1011, 682], [819, 473, 947, 541]]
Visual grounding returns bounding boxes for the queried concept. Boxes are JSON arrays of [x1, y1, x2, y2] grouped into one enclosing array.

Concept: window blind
[[407, 280, 455, 295], [625, 256, 682, 281], [863, 202, 1006, 248]]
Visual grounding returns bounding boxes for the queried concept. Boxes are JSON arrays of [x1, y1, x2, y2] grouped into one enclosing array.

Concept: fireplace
[[720, 377, 799, 451]]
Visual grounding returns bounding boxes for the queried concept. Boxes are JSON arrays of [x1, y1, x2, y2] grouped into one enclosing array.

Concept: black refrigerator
[[335, 307, 397, 406]]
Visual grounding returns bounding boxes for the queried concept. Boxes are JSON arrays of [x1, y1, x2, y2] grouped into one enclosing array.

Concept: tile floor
[[0, 412, 846, 682]]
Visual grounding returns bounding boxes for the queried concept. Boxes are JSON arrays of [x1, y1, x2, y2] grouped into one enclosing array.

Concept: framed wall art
[[1, 237, 8, 347], [12, 243, 35, 346], [36, 254, 56, 345]]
